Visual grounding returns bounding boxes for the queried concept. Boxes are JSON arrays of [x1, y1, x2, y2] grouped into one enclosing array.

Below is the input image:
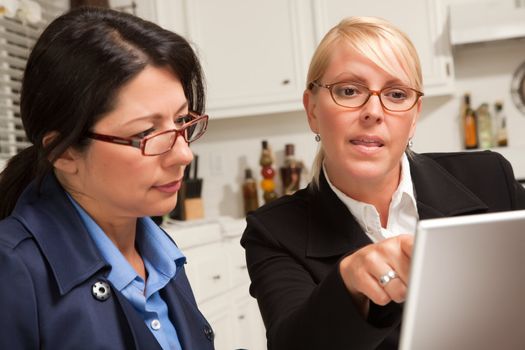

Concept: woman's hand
[[339, 234, 413, 313]]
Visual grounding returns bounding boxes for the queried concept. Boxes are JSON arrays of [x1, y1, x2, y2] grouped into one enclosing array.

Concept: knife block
[[169, 180, 204, 220], [184, 197, 204, 220]]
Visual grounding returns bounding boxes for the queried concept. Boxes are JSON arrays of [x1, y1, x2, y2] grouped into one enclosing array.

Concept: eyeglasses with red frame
[[86, 113, 209, 156]]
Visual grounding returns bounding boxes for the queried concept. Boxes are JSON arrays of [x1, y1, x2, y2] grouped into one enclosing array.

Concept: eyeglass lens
[[330, 82, 418, 111], [144, 117, 207, 155]]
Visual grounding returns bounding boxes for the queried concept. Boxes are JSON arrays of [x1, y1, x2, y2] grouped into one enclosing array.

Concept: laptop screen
[[399, 210, 525, 350]]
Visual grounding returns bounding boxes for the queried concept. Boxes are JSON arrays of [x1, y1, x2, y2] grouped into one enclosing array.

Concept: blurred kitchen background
[[1, 1, 525, 349], [125, 0, 525, 219], [1, 0, 525, 219]]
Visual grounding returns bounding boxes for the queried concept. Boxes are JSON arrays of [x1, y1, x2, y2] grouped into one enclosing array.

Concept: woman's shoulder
[[416, 150, 512, 174], [421, 150, 506, 162], [0, 216, 34, 251], [248, 185, 311, 219]]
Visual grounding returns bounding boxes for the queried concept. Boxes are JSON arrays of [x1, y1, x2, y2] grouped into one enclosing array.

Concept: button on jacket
[[0, 173, 215, 350], [241, 151, 525, 350]]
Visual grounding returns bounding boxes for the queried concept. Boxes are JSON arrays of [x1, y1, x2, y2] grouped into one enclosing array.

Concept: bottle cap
[[262, 140, 268, 149], [245, 168, 253, 179]]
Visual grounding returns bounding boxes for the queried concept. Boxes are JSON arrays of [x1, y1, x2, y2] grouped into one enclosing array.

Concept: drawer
[[184, 243, 231, 302], [162, 221, 221, 250]]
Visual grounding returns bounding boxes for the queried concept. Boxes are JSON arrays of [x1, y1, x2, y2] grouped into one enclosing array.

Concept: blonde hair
[[307, 16, 422, 187]]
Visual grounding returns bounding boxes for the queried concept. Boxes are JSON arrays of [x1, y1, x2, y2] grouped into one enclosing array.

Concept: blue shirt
[[68, 196, 185, 350]]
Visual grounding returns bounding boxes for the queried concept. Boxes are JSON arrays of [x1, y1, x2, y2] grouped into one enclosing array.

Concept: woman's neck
[[326, 166, 401, 228]]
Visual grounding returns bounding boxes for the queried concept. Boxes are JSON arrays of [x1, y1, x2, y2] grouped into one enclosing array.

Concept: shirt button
[[151, 319, 161, 330]]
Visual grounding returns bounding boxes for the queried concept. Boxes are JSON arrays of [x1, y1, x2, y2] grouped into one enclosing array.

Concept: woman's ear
[[303, 90, 320, 134], [42, 132, 79, 174]]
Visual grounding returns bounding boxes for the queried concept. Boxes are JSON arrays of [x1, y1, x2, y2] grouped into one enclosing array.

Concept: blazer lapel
[[409, 153, 488, 220], [305, 153, 490, 259], [160, 271, 214, 350], [111, 285, 163, 350], [306, 171, 372, 258], [12, 173, 107, 295]]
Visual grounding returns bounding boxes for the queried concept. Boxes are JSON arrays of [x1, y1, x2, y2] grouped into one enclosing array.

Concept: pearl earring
[[408, 139, 413, 148]]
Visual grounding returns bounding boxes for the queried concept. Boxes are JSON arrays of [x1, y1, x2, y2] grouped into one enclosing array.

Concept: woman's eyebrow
[[330, 73, 367, 84], [125, 101, 190, 125]]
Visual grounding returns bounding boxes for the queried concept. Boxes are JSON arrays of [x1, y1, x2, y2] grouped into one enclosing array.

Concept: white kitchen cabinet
[[154, 0, 315, 119], [163, 218, 267, 350], [198, 294, 236, 350], [231, 287, 267, 350], [149, 0, 453, 117], [311, 0, 455, 96]]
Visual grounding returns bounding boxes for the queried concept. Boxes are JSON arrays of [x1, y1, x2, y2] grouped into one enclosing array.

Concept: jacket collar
[[12, 173, 108, 295], [306, 153, 488, 258], [408, 153, 488, 219]]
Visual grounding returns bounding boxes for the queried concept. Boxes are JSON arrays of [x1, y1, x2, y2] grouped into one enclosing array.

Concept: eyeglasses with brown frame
[[309, 81, 424, 112], [86, 113, 209, 156]]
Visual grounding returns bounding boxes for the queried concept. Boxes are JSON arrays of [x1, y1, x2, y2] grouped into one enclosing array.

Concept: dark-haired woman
[[0, 7, 213, 350]]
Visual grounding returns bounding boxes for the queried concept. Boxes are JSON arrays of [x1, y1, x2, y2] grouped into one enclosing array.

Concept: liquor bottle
[[242, 168, 259, 215], [476, 103, 492, 149], [259, 140, 278, 203], [494, 101, 508, 147], [280, 144, 303, 195], [462, 93, 478, 149]]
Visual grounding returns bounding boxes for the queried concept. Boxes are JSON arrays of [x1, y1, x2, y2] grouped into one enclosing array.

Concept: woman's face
[[304, 44, 421, 193], [65, 66, 193, 220]]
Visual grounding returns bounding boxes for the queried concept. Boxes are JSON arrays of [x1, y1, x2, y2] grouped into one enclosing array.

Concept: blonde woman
[[241, 17, 525, 349]]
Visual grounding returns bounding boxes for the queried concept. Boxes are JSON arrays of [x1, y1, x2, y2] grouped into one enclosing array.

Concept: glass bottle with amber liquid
[[259, 140, 278, 203], [280, 144, 302, 195], [242, 168, 259, 215], [462, 93, 478, 149]]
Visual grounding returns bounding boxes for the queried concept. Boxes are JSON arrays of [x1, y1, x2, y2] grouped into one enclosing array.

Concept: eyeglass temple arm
[[87, 133, 142, 149]]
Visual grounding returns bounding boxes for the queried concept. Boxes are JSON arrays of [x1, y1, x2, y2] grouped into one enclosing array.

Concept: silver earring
[[408, 139, 413, 148], [315, 134, 321, 142]]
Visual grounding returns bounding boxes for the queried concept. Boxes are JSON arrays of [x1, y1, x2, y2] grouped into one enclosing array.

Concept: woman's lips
[[350, 137, 385, 153], [154, 180, 182, 193], [350, 137, 385, 148]]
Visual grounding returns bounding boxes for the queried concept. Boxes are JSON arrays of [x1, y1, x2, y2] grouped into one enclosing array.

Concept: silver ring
[[379, 270, 398, 286]]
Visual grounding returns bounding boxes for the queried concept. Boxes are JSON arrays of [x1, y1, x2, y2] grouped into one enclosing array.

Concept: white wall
[[192, 37, 525, 219]]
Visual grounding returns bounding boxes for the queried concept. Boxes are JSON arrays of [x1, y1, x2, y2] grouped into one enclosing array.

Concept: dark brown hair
[[0, 7, 205, 219]]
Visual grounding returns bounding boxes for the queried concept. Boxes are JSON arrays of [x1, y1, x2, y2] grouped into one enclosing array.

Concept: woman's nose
[[163, 135, 193, 166], [359, 92, 385, 124]]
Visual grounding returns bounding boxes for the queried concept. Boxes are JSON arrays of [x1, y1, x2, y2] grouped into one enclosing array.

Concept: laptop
[[399, 210, 525, 350]]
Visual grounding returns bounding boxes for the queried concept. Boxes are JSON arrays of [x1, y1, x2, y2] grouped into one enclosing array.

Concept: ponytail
[[0, 146, 49, 219]]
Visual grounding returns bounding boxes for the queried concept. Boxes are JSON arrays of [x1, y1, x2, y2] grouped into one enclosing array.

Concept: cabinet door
[[182, 0, 313, 118], [110, 0, 158, 22], [199, 297, 236, 350], [183, 243, 231, 303], [312, 0, 454, 95], [232, 288, 267, 350]]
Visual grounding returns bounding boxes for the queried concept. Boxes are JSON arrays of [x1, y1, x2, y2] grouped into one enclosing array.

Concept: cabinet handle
[[212, 274, 221, 280], [282, 79, 290, 85], [238, 314, 246, 320], [239, 265, 247, 270]]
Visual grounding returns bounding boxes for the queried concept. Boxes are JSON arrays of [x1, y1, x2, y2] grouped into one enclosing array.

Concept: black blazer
[[241, 151, 525, 350]]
